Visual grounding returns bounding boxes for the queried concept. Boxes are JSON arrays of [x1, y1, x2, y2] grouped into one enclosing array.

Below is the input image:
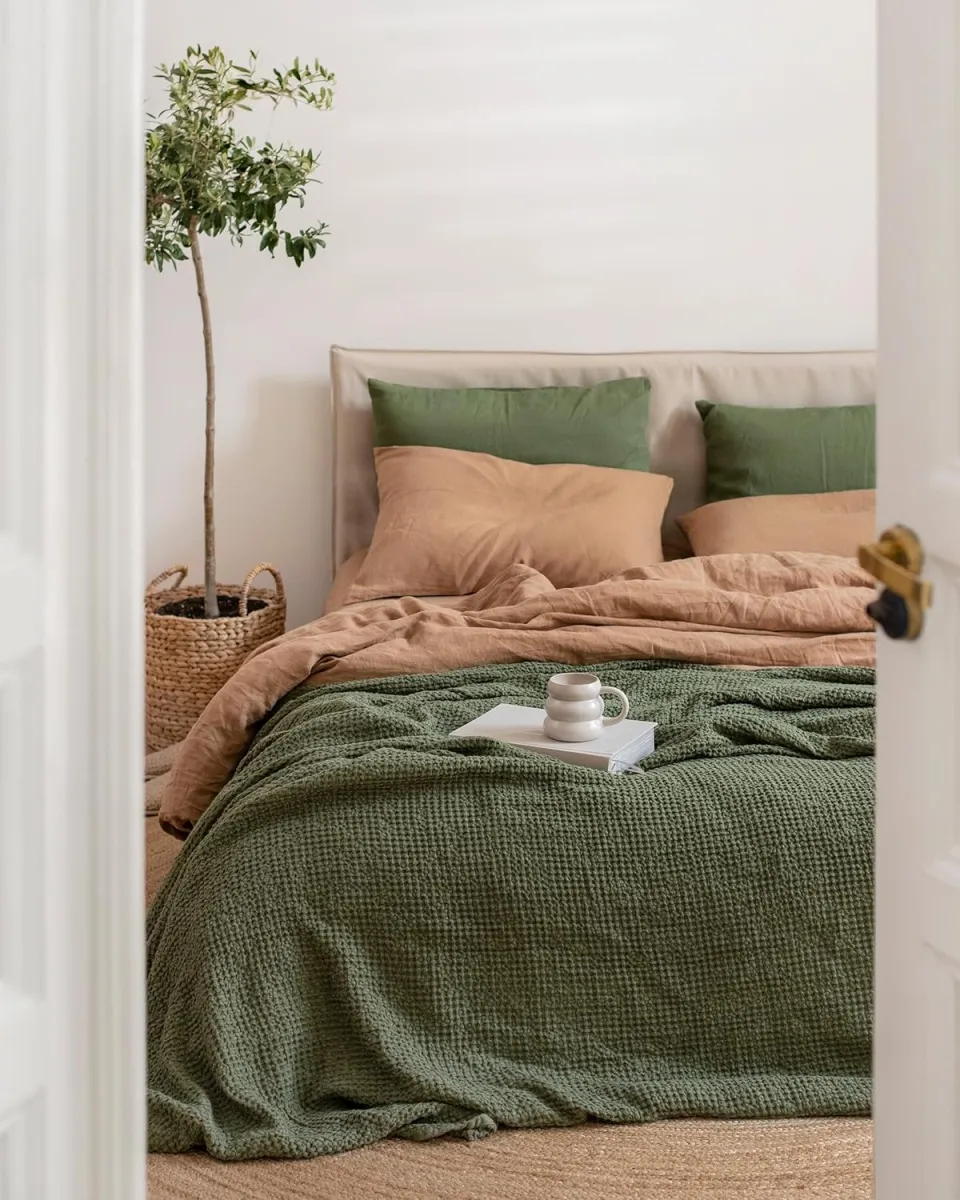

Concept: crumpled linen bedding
[[159, 552, 874, 838], [147, 550, 877, 1162]]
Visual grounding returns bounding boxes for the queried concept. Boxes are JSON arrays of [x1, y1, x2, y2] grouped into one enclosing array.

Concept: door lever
[[858, 525, 933, 640]]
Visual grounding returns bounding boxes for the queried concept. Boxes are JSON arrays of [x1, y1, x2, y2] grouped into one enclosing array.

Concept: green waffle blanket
[[147, 660, 874, 1160]]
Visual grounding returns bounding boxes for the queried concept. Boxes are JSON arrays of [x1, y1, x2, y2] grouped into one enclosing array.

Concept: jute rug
[[145, 815, 872, 1200]]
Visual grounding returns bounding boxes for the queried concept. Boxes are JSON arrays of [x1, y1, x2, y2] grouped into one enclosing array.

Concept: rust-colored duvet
[[159, 552, 874, 838]]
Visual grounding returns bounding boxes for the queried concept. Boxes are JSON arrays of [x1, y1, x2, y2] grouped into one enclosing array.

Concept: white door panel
[[877, 1, 960, 1196], [0, 0, 58, 1183], [0, 0, 144, 1194]]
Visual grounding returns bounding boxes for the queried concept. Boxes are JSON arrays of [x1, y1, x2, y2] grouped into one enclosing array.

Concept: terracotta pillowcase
[[345, 445, 673, 602], [677, 490, 875, 558]]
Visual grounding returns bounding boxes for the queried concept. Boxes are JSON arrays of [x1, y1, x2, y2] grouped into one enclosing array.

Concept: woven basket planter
[[145, 562, 286, 752]]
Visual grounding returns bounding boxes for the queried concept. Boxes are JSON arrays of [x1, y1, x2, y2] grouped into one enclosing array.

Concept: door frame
[[34, 0, 146, 1194]]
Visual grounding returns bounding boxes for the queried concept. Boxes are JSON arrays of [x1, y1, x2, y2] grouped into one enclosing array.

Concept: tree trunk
[[187, 215, 219, 618]]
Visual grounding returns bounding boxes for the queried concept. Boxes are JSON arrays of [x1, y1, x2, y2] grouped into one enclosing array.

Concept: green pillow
[[695, 400, 875, 503], [368, 377, 651, 471]]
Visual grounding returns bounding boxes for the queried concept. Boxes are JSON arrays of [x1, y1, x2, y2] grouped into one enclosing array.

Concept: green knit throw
[[147, 660, 874, 1160]]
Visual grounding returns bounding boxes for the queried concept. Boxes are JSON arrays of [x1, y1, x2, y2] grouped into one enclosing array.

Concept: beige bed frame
[[330, 346, 876, 571]]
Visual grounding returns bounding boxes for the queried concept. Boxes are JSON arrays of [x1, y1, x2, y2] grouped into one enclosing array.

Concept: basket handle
[[239, 563, 285, 617], [146, 565, 188, 596]]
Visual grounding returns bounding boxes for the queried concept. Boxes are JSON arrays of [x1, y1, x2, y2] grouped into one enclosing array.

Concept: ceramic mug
[[542, 672, 630, 742]]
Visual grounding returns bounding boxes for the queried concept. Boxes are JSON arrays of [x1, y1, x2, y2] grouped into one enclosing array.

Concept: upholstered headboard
[[329, 346, 876, 571]]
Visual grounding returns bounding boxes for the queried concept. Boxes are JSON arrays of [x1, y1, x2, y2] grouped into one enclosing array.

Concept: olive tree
[[145, 46, 334, 616]]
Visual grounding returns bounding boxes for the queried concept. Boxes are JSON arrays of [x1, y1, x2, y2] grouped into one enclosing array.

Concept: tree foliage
[[145, 45, 334, 270], [144, 47, 334, 617]]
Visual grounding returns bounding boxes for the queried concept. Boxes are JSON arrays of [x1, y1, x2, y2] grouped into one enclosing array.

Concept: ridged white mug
[[542, 672, 630, 742]]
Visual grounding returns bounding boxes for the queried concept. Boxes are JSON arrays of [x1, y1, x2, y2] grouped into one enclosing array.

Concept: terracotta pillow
[[677, 490, 875, 558], [345, 445, 673, 602]]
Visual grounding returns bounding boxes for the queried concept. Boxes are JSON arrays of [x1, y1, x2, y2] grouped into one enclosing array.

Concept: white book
[[449, 704, 656, 774]]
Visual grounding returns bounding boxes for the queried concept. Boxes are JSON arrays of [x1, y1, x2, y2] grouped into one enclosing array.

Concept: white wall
[[145, 0, 876, 629]]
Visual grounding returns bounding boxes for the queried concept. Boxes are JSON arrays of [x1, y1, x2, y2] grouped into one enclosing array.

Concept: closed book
[[449, 703, 656, 773]]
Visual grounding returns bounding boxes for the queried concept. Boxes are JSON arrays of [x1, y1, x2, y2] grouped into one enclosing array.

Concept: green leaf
[[145, 46, 334, 270]]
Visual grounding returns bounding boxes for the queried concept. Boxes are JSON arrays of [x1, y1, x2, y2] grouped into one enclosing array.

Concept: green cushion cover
[[696, 401, 876, 504], [369, 376, 652, 471]]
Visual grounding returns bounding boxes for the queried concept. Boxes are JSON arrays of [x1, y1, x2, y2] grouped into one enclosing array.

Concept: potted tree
[[144, 45, 334, 750]]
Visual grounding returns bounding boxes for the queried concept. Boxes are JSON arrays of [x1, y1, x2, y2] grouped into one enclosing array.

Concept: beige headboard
[[330, 346, 876, 571]]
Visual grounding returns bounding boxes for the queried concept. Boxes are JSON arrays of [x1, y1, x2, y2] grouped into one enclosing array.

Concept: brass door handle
[[858, 525, 933, 640]]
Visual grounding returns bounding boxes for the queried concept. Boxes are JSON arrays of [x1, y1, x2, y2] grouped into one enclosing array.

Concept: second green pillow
[[369, 376, 651, 471], [696, 400, 875, 504]]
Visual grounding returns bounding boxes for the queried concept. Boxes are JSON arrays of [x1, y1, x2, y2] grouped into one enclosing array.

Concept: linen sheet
[[159, 552, 874, 837]]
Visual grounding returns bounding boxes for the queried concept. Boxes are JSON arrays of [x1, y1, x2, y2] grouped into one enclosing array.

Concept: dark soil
[[156, 595, 268, 619]]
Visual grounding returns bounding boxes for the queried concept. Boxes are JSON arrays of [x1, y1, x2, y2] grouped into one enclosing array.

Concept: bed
[[147, 347, 877, 1165]]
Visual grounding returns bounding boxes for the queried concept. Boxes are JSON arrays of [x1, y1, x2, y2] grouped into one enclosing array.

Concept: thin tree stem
[[188, 215, 219, 618]]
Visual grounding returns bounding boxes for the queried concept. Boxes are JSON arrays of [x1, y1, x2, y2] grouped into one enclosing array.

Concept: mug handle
[[600, 686, 630, 726]]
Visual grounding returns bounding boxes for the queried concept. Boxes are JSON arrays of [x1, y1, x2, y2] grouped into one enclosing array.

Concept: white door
[[0, 0, 145, 1197], [876, 1, 960, 1197]]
